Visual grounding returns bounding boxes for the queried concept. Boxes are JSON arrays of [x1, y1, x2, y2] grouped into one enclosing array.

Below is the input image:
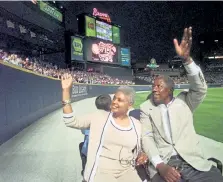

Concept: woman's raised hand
[[61, 73, 73, 91]]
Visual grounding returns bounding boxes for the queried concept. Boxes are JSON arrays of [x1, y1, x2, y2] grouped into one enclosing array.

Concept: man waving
[[140, 27, 223, 182]]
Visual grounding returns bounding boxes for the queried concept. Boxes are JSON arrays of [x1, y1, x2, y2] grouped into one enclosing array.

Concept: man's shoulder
[[140, 99, 153, 110], [175, 90, 188, 102], [172, 91, 193, 110]]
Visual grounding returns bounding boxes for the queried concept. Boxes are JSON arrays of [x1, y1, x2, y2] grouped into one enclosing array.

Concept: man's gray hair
[[116, 86, 136, 104], [157, 75, 175, 92]]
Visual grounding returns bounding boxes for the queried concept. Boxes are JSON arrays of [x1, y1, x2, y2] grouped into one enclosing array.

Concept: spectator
[[62, 76, 143, 182], [141, 27, 223, 182]]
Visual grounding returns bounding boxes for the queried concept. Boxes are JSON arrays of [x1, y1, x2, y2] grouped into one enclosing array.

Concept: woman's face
[[111, 91, 131, 115]]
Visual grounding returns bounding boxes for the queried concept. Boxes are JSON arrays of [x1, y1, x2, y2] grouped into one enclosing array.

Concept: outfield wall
[[0, 62, 222, 145]]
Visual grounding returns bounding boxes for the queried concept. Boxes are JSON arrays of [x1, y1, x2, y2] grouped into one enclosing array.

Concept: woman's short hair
[[116, 86, 136, 105], [95, 94, 112, 112]]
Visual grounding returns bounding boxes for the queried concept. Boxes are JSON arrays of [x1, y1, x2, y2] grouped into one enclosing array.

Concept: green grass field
[[134, 88, 223, 143]]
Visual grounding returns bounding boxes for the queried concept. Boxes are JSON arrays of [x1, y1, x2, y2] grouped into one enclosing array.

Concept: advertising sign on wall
[[85, 16, 96, 37], [72, 84, 88, 98], [39, 1, 63, 22], [112, 26, 120, 44], [71, 36, 84, 61], [120, 48, 130, 66]]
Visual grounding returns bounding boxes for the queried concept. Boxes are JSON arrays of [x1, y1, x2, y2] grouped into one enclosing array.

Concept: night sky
[[63, 1, 223, 63]]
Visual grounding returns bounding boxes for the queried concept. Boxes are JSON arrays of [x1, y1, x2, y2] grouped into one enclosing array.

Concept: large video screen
[[120, 48, 131, 66], [96, 20, 112, 42], [84, 39, 118, 64], [85, 16, 96, 37], [112, 26, 120, 44], [71, 36, 84, 61]]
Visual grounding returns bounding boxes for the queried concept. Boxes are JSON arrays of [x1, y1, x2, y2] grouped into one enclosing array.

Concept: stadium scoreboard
[[74, 9, 130, 67], [77, 10, 120, 45]]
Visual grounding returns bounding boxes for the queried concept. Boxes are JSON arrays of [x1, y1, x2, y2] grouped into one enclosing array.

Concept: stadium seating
[[0, 50, 134, 85]]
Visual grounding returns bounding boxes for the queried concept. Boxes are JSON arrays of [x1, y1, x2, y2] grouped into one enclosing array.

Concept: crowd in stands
[[205, 73, 223, 84], [203, 62, 223, 84], [204, 63, 223, 72], [0, 50, 134, 85], [153, 68, 180, 72], [137, 63, 223, 84], [0, 50, 61, 77], [171, 75, 189, 84], [1, 50, 223, 85], [136, 75, 189, 84]]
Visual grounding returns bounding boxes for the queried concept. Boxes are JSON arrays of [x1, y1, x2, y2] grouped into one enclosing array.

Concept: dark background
[[63, 1, 223, 63]]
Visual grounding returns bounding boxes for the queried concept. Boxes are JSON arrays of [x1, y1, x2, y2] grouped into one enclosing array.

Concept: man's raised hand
[[173, 27, 192, 62]]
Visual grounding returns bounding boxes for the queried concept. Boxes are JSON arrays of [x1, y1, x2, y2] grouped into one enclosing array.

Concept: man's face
[[152, 77, 171, 105]]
